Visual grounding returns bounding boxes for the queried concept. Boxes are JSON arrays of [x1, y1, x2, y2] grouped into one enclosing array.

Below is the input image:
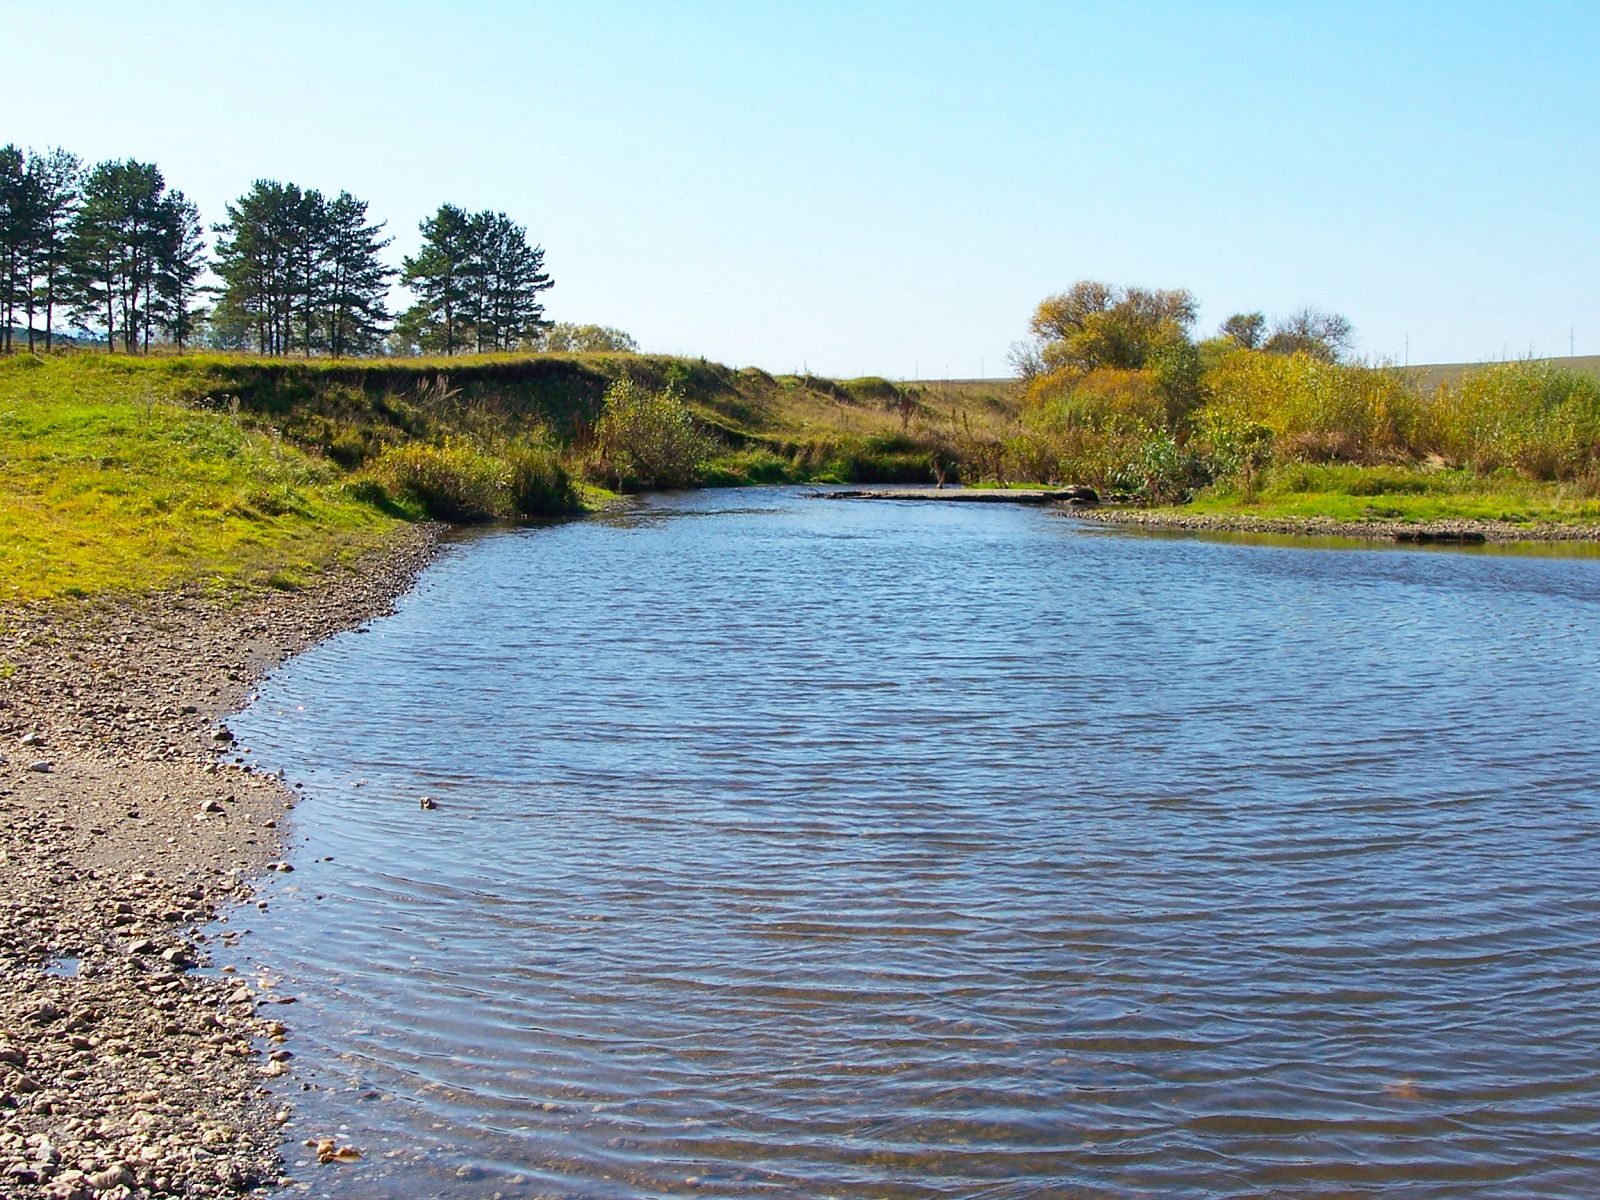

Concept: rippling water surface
[[227, 489, 1600, 1198]]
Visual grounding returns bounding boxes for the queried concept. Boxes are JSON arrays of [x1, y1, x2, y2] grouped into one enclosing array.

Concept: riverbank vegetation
[[7, 326, 1600, 602], [981, 281, 1600, 524], [7, 258, 1600, 602], [0, 351, 1010, 599]]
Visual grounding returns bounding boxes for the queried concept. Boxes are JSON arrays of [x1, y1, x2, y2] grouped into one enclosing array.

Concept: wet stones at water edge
[[1392, 529, 1487, 544], [0, 523, 441, 1199]]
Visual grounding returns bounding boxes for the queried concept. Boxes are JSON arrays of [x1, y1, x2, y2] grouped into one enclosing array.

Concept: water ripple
[[226, 489, 1600, 1198]]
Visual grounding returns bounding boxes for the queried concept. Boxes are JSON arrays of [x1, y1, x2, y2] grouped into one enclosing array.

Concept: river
[[224, 488, 1600, 1198]]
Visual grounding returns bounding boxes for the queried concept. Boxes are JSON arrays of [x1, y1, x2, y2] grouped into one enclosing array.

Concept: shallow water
[[226, 488, 1600, 1198]]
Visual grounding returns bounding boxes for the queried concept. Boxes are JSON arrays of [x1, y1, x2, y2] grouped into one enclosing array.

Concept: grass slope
[[1402, 354, 1600, 393], [0, 352, 1023, 601], [0, 356, 398, 602]]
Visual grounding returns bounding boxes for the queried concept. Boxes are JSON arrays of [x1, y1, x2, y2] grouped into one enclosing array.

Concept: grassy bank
[[7, 345, 1597, 603], [989, 352, 1600, 530], [0, 359, 399, 602], [0, 352, 1020, 600], [1178, 463, 1600, 527]]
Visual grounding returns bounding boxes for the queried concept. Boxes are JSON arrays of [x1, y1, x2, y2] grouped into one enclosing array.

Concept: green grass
[[1182, 463, 1600, 526], [0, 352, 1018, 601], [0, 358, 400, 602]]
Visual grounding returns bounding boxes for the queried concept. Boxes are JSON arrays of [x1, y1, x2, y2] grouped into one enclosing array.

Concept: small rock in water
[[419, 796, 438, 811], [212, 727, 235, 744], [314, 1138, 362, 1164]]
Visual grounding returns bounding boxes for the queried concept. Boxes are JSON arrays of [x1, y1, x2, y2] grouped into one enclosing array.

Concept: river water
[[225, 489, 1600, 1198]]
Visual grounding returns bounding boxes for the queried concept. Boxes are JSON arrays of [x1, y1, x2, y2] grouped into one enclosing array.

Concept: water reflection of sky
[[227, 488, 1600, 1199]]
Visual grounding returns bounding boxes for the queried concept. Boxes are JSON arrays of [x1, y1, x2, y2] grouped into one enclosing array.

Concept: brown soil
[[0, 525, 439, 1199]]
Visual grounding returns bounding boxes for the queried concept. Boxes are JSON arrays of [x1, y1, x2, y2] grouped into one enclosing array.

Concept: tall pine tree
[[153, 191, 206, 349], [213, 181, 392, 355], [400, 205, 551, 355], [29, 149, 82, 351], [0, 145, 33, 352], [321, 191, 394, 357], [400, 203, 473, 355], [65, 160, 169, 353]]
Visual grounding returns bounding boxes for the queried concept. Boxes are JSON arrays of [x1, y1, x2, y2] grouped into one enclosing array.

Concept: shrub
[[1008, 367, 1171, 486], [1192, 409, 1274, 484], [585, 378, 713, 490], [1203, 349, 1420, 464], [374, 435, 576, 522], [1417, 361, 1600, 479], [1111, 429, 1211, 503], [503, 440, 577, 517], [374, 441, 505, 521]]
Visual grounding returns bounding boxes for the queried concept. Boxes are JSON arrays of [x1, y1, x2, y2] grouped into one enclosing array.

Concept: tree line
[[0, 148, 205, 353], [0, 142, 571, 357]]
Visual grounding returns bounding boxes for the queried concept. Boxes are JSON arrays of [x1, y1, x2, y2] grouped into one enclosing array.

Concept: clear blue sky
[[9, 1, 1597, 375]]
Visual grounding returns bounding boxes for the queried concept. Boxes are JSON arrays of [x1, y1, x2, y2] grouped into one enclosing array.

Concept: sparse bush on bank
[[374, 435, 577, 522], [584, 377, 714, 490]]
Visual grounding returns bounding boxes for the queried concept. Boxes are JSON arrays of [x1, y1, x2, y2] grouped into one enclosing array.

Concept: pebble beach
[[0, 527, 437, 1199]]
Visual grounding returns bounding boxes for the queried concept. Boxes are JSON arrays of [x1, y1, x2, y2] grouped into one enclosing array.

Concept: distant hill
[[1404, 354, 1600, 391], [4, 326, 92, 349]]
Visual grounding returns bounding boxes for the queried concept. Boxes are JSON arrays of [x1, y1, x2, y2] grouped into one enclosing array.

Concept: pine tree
[[321, 192, 393, 357], [212, 181, 308, 355], [66, 160, 168, 353], [153, 191, 206, 349], [402, 205, 552, 355], [0, 145, 33, 352], [30, 149, 82, 352], [214, 182, 394, 356], [402, 204, 473, 355]]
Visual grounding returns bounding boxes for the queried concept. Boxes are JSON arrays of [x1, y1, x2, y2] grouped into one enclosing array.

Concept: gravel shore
[[0, 526, 439, 1199], [1066, 506, 1600, 544]]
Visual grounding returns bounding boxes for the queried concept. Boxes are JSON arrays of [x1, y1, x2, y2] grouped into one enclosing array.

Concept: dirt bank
[[0, 525, 438, 1199], [1067, 506, 1600, 544]]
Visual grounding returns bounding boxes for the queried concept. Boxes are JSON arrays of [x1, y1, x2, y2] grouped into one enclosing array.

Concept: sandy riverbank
[[1067, 506, 1600, 544], [0, 525, 438, 1199]]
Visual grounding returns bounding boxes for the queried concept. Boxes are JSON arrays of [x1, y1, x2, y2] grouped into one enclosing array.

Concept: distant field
[[1404, 354, 1600, 391]]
